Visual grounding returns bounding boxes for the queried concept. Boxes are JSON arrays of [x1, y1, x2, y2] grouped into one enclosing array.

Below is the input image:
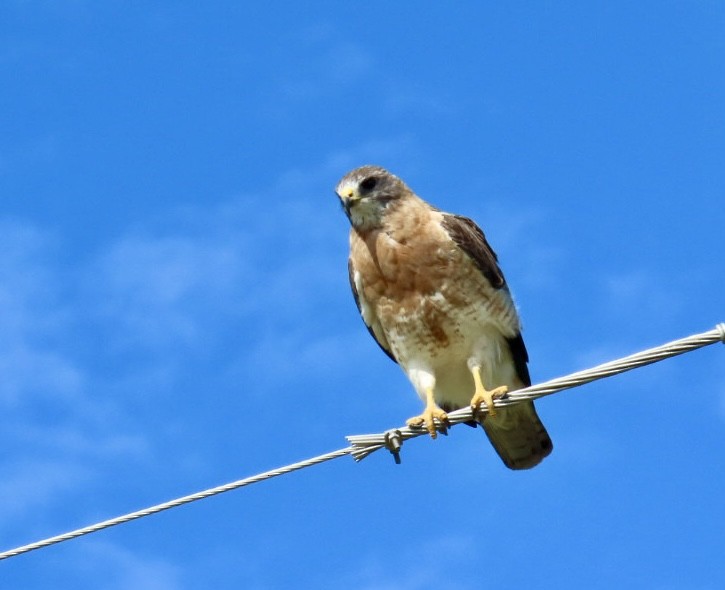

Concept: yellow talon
[[406, 387, 448, 438], [470, 365, 507, 418]]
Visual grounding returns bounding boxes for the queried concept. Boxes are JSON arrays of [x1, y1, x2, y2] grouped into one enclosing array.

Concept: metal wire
[[0, 447, 353, 561], [346, 323, 725, 459], [1, 323, 722, 562]]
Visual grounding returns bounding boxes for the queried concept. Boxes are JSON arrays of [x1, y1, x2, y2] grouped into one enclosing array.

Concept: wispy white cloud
[[0, 345, 84, 407], [0, 219, 154, 520], [7, 423, 149, 459], [0, 144, 444, 546], [0, 219, 82, 406], [234, 327, 372, 398], [0, 458, 90, 522], [0, 145, 393, 458], [86, 233, 251, 351]]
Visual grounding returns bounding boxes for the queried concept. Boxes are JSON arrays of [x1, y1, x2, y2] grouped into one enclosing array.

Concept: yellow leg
[[406, 387, 448, 439], [470, 365, 508, 419]]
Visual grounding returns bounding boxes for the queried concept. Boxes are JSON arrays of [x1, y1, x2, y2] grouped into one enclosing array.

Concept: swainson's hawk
[[336, 165, 552, 469]]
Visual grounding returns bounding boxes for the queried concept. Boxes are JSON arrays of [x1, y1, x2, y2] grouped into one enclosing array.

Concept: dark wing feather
[[348, 258, 397, 363], [440, 213, 505, 288], [506, 333, 532, 387], [441, 213, 530, 386]]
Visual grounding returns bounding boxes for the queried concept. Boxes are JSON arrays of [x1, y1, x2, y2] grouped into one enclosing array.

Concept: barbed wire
[[0, 323, 722, 562]]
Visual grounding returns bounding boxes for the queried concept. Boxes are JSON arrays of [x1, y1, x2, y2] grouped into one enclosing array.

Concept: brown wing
[[440, 214, 549, 468], [440, 213, 530, 385], [348, 257, 397, 363], [440, 213, 505, 288]]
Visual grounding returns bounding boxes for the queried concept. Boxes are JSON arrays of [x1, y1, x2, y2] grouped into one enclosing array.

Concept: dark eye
[[360, 177, 377, 191]]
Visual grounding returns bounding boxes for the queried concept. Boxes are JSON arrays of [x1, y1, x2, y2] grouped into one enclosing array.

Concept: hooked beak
[[338, 186, 359, 216]]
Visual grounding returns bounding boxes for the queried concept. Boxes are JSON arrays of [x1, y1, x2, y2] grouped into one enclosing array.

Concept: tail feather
[[480, 401, 552, 470]]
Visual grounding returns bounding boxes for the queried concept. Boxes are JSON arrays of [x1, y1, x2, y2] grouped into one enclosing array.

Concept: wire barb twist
[[0, 323, 722, 563]]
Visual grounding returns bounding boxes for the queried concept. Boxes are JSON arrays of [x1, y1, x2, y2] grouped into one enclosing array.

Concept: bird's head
[[335, 165, 408, 231]]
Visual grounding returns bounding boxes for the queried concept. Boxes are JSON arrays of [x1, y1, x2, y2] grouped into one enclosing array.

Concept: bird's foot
[[406, 404, 449, 439], [470, 385, 508, 419]]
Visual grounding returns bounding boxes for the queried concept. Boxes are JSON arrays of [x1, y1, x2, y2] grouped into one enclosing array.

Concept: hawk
[[336, 165, 552, 469]]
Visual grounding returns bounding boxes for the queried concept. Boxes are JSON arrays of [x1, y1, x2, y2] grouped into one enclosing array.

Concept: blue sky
[[1, 2, 724, 588]]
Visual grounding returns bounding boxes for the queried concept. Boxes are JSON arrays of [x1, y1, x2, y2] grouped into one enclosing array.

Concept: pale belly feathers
[[352, 217, 523, 411]]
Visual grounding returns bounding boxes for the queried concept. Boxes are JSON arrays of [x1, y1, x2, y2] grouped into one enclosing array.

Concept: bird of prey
[[335, 165, 552, 470]]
